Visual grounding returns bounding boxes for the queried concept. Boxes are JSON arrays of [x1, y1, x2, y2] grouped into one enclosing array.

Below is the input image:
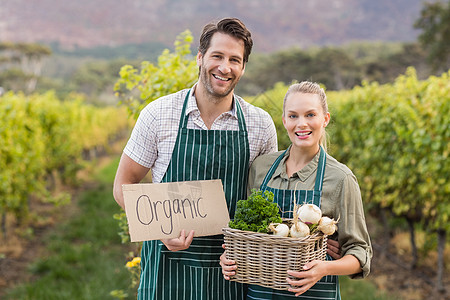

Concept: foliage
[[247, 82, 291, 149], [238, 49, 314, 95], [125, 256, 141, 291], [237, 41, 431, 96], [248, 68, 449, 234], [229, 189, 282, 233], [339, 277, 402, 300], [0, 91, 131, 234], [0, 42, 52, 59], [0, 42, 52, 93], [113, 212, 131, 244], [52, 41, 167, 61], [112, 211, 143, 298], [415, 0, 450, 71], [327, 67, 449, 233], [309, 47, 361, 90], [248, 68, 449, 289], [3, 161, 135, 300], [0, 68, 34, 91], [114, 30, 198, 119], [0, 92, 46, 221]]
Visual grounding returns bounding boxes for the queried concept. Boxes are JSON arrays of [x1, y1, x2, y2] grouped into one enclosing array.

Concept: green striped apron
[[247, 146, 341, 300], [138, 90, 250, 300]]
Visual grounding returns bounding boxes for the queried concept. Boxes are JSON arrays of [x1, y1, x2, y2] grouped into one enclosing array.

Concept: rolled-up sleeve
[[336, 173, 373, 279]]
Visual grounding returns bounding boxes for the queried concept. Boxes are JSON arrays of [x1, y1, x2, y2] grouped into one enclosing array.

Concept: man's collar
[[185, 83, 237, 118]]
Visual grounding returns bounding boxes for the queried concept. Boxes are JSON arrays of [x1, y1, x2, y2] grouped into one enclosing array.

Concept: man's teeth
[[213, 74, 230, 81]]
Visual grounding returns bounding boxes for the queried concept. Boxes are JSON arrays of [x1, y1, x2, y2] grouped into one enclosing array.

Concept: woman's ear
[[323, 112, 331, 127]]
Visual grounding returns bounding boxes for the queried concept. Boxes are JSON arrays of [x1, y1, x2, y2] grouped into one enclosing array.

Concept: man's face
[[197, 32, 246, 99]]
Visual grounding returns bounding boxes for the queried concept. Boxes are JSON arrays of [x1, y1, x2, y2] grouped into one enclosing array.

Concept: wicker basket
[[222, 222, 327, 291]]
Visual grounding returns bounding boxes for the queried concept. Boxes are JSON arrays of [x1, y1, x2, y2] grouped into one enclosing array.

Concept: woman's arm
[[287, 255, 361, 296]]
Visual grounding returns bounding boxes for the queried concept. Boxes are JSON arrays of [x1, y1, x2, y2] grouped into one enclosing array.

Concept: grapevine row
[[0, 91, 131, 234], [249, 68, 449, 290]]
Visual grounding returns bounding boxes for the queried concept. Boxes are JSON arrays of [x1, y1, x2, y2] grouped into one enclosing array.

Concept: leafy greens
[[229, 189, 282, 233]]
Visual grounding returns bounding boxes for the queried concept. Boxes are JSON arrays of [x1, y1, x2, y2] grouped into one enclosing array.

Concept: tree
[[414, 1, 450, 72], [364, 43, 430, 83], [0, 42, 52, 93], [237, 49, 314, 95], [309, 47, 362, 90], [114, 30, 198, 119]]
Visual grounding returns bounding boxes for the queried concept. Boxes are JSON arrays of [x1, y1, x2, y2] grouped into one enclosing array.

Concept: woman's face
[[282, 92, 330, 153]]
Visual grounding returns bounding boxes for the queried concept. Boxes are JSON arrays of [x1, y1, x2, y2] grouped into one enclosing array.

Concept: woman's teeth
[[296, 132, 311, 136]]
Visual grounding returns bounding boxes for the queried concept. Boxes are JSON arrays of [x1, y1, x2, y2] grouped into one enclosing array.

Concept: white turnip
[[317, 216, 338, 235], [297, 204, 322, 225], [269, 223, 290, 237], [290, 221, 310, 238]]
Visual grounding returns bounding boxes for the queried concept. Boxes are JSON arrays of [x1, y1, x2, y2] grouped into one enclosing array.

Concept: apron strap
[[314, 146, 326, 193], [178, 89, 191, 130], [179, 89, 246, 132], [260, 146, 327, 194], [260, 150, 287, 190]]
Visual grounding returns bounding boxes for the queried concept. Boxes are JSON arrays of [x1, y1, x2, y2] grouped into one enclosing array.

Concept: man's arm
[[113, 152, 150, 209], [113, 152, 195, 251]]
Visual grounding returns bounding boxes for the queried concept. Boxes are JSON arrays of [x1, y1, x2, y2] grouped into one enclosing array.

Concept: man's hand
[[161, 229, 195, 251], [219, 244, 237, 280], [327, 239, 341, 260]]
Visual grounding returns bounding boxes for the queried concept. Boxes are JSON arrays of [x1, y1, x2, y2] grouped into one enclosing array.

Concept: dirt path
[[0, 140, 126, 297], [365, 217, 449, 300]]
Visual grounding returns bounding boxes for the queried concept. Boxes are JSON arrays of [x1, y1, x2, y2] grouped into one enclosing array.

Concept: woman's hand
[[219, 244, 237, 280], [286, 260, 328, 296], [327, 239, 341, 260], [161, 229, 195, 251]]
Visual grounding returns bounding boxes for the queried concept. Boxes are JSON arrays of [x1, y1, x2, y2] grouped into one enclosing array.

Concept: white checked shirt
[[124, 83, 278, 183]]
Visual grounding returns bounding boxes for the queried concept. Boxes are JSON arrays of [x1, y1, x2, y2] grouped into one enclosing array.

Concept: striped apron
[[247, 147, 341, 300], [138, 90, 250, 300]]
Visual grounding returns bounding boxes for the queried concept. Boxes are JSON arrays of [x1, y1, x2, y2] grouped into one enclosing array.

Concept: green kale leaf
[[228, 189, 282, 233]]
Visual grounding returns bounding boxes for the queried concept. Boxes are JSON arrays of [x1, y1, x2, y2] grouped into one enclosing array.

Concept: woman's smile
[[295, 130, 312, 139], [282, 92, 330, 155]]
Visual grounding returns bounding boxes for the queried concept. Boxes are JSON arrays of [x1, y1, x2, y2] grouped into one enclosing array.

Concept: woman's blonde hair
[[283, 81, 329, 151]]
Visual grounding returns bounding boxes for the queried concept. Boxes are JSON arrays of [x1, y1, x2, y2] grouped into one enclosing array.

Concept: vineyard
[[111, 32, 450, 298], [1, 30, 449, 299], [0, 91, 131, 238], [249, 68, 450, 297]]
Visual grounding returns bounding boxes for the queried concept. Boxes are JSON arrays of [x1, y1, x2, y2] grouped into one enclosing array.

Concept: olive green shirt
[[248, 147, 372, 279]]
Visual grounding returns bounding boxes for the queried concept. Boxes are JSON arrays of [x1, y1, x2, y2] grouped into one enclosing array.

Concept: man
[[113, 17, 277, 299]]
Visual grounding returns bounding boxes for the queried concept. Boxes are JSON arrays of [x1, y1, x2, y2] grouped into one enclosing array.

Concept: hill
[[1, 0, 427, 53]]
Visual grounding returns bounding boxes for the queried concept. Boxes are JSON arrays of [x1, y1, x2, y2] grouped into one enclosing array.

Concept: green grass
[[4, 157, 135, 300], [340, 276, 402, 300]]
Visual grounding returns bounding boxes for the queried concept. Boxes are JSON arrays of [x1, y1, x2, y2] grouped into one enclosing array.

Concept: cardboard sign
[[122, 179, 230, 242]]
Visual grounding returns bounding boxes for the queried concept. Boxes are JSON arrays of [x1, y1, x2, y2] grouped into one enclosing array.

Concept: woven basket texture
[[223, 225, 327, 291]]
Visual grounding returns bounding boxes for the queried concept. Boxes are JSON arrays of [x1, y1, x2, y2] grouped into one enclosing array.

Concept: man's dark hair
[[198, 18, 253, 64]]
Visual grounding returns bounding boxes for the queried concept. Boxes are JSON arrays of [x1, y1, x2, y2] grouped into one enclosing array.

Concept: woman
[[220, 81, 372, 299]]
